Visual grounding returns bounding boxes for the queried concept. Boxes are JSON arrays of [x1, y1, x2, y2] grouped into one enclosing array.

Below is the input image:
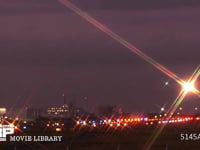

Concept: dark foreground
[[1, 122, 200, 150]]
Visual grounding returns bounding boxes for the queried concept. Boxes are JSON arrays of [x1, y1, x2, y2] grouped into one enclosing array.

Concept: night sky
[[0, 0, 200, 112]]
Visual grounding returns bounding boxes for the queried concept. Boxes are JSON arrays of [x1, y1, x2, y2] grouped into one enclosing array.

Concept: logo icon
[[0, 124, 14, 141]]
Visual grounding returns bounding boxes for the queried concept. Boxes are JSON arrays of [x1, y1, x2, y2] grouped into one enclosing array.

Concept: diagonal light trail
[[58, 0, 200, 96], [184, 64, 200, 96], [58, 0, 185, 85], [58, 1, 200, 149], [143, 90, 187, 150], [143, 65, 200, 150], [179, 64, 200, 97]]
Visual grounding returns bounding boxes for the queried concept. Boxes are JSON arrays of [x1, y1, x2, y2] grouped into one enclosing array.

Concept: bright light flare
[[181, 80, 196, 93], [58, 1, 200, 149]]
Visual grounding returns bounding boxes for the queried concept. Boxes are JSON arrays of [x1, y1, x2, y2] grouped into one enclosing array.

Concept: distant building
[[26, 108, 45, 119], [0, 108, 6, 119], [72, 107, 87, 117], [0, 108, 6, 115], [47, 105, 69, 118]]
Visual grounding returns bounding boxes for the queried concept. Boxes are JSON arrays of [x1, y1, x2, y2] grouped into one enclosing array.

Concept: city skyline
[[0, 0, 199, 112]]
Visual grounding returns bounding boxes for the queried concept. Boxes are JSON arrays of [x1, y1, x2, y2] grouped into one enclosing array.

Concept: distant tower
[[62, 93, 66, 106]]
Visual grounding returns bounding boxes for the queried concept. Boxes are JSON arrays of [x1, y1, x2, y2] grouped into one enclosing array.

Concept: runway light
[[83, 121, 86, 126], [161, 107, 165, 112], [195, 117, 200, 120], [56, 128, 62, 132]]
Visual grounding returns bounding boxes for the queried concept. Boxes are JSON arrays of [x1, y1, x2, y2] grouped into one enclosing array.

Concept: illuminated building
[[0, 108, 6, 115], [47, 105, 69, 117], [0, 108, 6, 119]]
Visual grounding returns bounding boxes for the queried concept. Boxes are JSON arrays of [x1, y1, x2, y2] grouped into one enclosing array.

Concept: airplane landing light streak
[[58, 0, 200, 96], [58, 0, 184, 85], [143, 65, 200, 150], [58, 0, 200, 149]]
